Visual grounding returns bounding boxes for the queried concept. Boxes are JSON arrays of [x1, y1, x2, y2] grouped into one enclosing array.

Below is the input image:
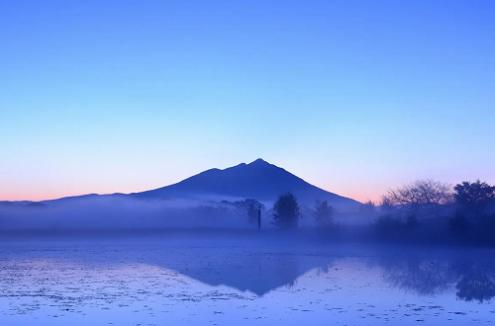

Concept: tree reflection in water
[[377, 252, 495, 303]]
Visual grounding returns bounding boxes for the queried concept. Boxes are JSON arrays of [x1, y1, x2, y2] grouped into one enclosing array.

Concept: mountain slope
[[0, 159, 360, 211], [0, 159, 360, 230], [133, 159, 359, 209]]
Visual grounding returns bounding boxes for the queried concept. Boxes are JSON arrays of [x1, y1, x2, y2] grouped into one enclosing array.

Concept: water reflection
[[455, 263, 495, 303], [375, 250, 495, 303], [1, 240, 495, 304], [142, 249, 332, 296], [150, 245, 495, 303], [379, 258, 455, 295], [0, 241, 335, 297]]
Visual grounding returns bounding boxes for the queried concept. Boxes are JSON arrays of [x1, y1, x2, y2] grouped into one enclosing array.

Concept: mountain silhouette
[[0, 159, 359, 212], [0, 159, 360, 231], [133, 158, 359, 209]]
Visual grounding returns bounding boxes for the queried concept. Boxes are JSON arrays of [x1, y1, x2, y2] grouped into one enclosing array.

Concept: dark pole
[[257, 208, 261, 231]]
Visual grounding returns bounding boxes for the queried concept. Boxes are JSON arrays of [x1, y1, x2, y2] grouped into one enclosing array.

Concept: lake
[[0, 232, 494, 325]]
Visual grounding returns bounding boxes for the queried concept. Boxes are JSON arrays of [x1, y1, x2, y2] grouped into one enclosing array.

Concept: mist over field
[[0, 197, 253, 230], [1, 160, 494, 249], [0, 159, 364, 232], [0, 198, 364, 233]]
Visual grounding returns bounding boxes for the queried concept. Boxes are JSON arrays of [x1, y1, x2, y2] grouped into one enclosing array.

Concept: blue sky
[[1, 0, 494, 202]]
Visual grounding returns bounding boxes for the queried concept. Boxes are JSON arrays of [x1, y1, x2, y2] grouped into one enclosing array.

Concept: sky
[[1, 0, 494, 203]]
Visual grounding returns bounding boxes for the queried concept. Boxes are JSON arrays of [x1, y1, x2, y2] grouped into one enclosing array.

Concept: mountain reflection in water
[[1, 236, 495, 326]]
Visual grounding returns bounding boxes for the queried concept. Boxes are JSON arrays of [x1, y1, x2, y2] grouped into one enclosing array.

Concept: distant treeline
[[371, 180, 495, 245], [262, 180, 495, 245], [2, 180, 494, 245]]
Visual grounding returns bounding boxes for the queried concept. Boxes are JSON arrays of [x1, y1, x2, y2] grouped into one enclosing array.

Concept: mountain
[[0, 159, 360, 230], [132, 158, 359, 210], [0, 159, 360, 211]]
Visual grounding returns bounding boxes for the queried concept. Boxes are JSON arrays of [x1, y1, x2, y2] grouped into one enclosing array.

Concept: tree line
[[246, 179, 495, 245], [373, 180, 495, 244], [236, 193, 333, 230]]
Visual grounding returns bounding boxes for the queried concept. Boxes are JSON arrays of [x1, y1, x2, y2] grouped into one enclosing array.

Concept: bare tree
[[384, 180, 453, 208], [379, 180, 453, 227]]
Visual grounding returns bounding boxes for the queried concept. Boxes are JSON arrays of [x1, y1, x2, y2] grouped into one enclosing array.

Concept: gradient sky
[[1, 0, 494, 202]]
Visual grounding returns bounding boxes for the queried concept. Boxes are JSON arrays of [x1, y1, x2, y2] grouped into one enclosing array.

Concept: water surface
[[1, 235, 494, 325]]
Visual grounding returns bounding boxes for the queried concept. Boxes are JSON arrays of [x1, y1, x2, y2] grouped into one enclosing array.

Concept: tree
[[313, 200, 333, 227], [379, 196, 395, 212], [452, 181, 495, 243], [379, 180, 452, 229], [361, 200, 376, 211], [454, 180, 495, 214], [384, 180, 452, 207], [272, 193, 300, 229], [359, 200, 377, 219]]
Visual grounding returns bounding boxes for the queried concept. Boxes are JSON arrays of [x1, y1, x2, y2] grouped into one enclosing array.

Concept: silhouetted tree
[[380, 196, 394, 210], [381, 180, 452, 224], [313, 200, 333, 227], [273, 193, 300, 229], [451, 181, 495, 243], [373, 180, 452, 239], [384, 180, 452, 207], [454, 180, 495, 216], [359, 200, 377, 220], [361, 200, 376, 211]]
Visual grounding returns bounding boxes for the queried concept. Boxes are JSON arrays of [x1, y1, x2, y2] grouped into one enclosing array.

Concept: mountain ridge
[[132, 158, 359, 209], [2, 159, 360, 210]]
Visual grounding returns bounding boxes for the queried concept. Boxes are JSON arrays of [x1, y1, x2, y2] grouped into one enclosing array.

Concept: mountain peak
[[134, 158, 360, 209], [248, 158, 270, 166]]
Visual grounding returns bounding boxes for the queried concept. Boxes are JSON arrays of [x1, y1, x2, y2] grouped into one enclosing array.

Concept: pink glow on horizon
[[0, 184, 385, 204]]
